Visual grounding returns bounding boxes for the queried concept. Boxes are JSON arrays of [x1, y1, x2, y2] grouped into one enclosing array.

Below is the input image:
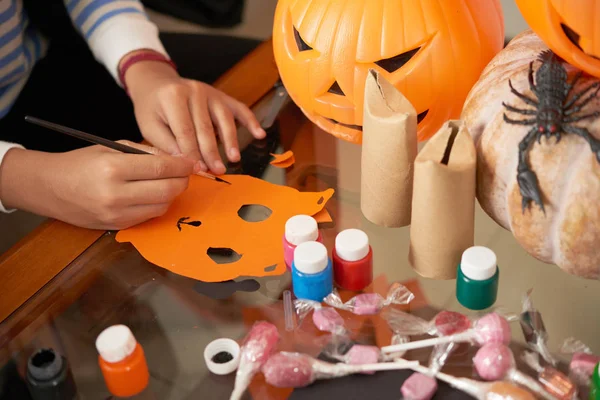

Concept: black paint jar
[[26, 348, 77, 400]]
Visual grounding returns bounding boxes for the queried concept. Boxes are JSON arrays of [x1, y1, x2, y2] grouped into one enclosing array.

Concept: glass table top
[[0, 102, 598, 400]]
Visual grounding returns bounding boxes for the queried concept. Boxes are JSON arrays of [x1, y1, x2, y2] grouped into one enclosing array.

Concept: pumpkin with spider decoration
[[462, 31, 600, 279], [272, 0, 505, 144]]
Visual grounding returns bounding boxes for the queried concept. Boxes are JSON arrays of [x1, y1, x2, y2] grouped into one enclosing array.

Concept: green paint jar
[[590, 363, 599, 400], [456, 246, 499, 310]]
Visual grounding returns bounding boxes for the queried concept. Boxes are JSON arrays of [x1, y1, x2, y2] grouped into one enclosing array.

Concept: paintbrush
[[24, 116, 231, 184]]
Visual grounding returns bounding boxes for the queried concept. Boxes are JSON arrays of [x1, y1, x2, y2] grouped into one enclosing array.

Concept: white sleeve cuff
[[0, 141, 24, 213], [87, 15, 169, 85]]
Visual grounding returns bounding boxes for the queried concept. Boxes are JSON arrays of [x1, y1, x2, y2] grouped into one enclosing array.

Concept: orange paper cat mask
[[116, 174, 334, 282]]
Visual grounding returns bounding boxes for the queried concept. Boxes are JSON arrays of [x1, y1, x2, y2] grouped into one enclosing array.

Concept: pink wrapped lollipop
[[384, 309, 472, 371], [324, 344, 381, 374], [401, 372, 438, 400], [230, 321, 279, 400], [324, 282, 414, 315], [561, 337, 600, 387], [294, 299, 346, 334], [381, 313, 510, 355], [473, 343, 555, 400], [262, 352, 418, 388]]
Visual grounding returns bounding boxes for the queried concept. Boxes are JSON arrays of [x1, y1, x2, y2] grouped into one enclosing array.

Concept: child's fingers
[[209, 98, 240, 163], [223, 95, 266, 139]]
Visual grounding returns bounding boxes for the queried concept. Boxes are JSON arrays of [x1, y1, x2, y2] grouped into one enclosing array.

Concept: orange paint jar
[[96, 325, 150, 397]]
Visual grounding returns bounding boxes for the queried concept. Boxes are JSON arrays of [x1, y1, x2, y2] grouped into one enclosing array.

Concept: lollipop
[[294, 299, 346, 334], [561, 337, 600, 387], [262, 352, 418, 388], [522, 351, 577, 400], [381, 313, 510, 355], [408, 364, 536, 400], [230, 321, 279, 400], [324, 282, 414, 315], [324, 344, 381, 374], [401, 373, 438, 400], [384, 309, 471, 371], [473, 343, 556, 400]]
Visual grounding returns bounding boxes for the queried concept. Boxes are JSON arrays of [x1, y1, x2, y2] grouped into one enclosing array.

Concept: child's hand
[[0, 143, 195, 230], [124, 59, 266, 175]]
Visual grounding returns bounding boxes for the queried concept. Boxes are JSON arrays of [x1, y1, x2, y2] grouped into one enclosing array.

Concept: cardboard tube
[[409, 121, 476, 279], [361, 69, 417, 227]]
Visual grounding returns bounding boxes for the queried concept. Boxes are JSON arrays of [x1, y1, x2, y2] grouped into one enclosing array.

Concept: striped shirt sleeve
[[0, 140, 24, 213], [64, 0, 169, 85]]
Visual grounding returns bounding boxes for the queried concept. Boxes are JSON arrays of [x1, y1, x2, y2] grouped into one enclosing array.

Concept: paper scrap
[[116, 175, 334, 282], [361, 69, 417, 227], [270, 151, 295, 168], [408, 120, 476, 279], [312, 208, 332, 223]]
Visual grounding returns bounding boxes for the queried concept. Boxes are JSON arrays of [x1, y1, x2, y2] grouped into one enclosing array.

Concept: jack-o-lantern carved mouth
[[561, 23, 600, 60], [325, 109, 429, 132]]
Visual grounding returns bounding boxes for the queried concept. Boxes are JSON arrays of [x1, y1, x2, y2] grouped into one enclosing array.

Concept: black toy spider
[[503, 50, 600, 213]]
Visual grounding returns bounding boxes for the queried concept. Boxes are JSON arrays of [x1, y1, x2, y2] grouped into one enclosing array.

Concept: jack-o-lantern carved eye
[[376, 47, 421, 73], [561, 24, 582, 51], [327, 81, 345, 96], [294, 27, 312, 52]]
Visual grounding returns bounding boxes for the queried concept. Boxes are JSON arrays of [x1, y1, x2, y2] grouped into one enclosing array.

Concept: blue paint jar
[[292, 241, 333, 302]]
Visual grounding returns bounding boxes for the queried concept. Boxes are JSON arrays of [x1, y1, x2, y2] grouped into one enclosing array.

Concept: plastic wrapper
[[323, 344, 382, 374], [262, 352, 418, 388], [294, 299, 347, 335], [383, 309, 471, 372], [401, 372, 438, 400], [561, 337, 600, 387], [519, 289, 557, 366], [382, 312, 511, 355], [323, 282, 414, 315], [522, 351, 577, 400], [230, 321, 280, 400], [473, 343, 555, 400]]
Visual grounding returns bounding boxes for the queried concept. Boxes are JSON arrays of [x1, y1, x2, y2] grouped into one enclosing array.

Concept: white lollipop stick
[[381, 331, 472, 354], [345, 359, 419, 373], [408, 364, 492, 400], [382, 313, 511, 355], [312, 359, 420, 376]]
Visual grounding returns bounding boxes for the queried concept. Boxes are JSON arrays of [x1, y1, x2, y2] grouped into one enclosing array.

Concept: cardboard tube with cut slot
[[361, 69, 417, 227], [409, 121, 476, 279]]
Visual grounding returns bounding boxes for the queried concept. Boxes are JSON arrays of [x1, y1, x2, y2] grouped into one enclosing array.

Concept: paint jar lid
[[27, 348, 63, 381], [285, 215, 319, 245], [294, 241, 328, 274], [204, 338, 241, 375], [460, 246, 497, 280], [96, 325, 137, 363], [335, 229, 369, 261]]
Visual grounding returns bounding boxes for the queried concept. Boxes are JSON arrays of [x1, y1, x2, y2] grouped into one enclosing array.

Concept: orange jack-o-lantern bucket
[[515, 0, 600, 78], [273, 0, 505, 143]]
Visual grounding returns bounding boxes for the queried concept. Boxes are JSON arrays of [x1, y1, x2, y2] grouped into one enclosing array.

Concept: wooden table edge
[[0, 38, 279, 323]]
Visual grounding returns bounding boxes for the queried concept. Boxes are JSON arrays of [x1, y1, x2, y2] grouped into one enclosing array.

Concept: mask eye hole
[[238, 204, 272, 222], [294, 27, 312, 52], [376, 47, 421, 73]]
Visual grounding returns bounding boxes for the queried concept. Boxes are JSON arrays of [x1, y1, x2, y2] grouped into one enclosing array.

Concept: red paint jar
[[333, 229, 373, 291], [96, 325, 150, 397]]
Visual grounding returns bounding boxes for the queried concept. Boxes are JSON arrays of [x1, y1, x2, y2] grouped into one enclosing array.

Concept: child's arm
[[63, 0, 168, 85], [0, 141, 24, 212], [62, 0, 266, 174]]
